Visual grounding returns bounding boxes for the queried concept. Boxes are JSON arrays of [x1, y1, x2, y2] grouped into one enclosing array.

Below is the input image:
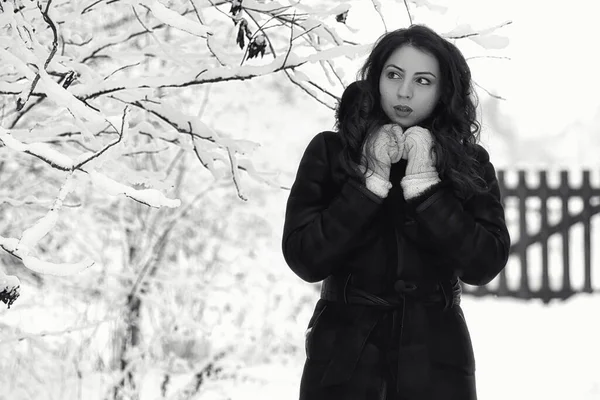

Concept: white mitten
[[360, 124, 404, 198], [400, 126, 441, 199]]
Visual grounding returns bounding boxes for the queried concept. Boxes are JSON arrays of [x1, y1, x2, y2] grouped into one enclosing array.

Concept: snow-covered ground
[[188, 294, 600, 400]]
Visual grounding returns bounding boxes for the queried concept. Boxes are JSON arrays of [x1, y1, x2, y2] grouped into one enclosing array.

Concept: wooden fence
[[461, 169, 600, 304]]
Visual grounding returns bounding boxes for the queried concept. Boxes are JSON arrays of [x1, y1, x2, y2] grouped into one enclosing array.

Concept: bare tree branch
[[74, 106, 128, 169], [0, 317, 117, 345], [474, 81, 506, 101], [371, 0, 388, 32], [466, 55, 512, 61], [445, 21, 513, 40], [403, 0, 413, 25]]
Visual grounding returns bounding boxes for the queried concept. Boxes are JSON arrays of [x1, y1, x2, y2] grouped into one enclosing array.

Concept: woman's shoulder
[[471, 143, 491, 164], [311, 130, 342, 145], [304, 131, 343, 156]]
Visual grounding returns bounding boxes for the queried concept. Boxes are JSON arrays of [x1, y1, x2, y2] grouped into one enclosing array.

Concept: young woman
[[282, 24, 510, 400]]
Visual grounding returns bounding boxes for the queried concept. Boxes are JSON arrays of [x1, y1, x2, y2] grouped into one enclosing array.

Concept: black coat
[[282, 131, 510, 400]]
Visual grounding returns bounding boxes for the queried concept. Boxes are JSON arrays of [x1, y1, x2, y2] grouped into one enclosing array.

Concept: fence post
[[539, 171, 551, 302], [496, 169, 509, 297], [559, 171, 573, 299], [581, 170, 593, 294], [516, 170, 531, 299]]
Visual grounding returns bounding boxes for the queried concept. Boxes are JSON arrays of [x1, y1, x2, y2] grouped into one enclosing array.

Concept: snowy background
[[1, 0, 600, 399]]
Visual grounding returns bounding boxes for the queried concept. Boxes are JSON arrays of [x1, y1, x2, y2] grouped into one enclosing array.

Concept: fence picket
[[539, 171, 551, 300], [517, 170, 530, 298], [559, 171, 572, 299], [581, 170, 593, 293], [462, 167, 598, 303]]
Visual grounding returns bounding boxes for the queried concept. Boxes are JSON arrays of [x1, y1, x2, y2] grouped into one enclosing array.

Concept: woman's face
[[378, 45, 441, 129]]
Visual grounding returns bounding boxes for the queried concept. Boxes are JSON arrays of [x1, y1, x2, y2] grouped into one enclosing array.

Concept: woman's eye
[[417, 77, 431, 85], [387, 71, 400, 79]]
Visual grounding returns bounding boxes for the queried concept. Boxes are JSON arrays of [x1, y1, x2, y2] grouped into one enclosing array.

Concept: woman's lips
[[394, 105, 412, 117]]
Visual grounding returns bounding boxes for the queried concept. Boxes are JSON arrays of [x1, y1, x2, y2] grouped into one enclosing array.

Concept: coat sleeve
[[404, 145, 511, 286], [282, 132, 385, 283]]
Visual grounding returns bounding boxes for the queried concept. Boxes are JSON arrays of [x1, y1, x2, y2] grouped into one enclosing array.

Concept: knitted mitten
[[360, 124, 404, 198], [400, 126, 441, 199]]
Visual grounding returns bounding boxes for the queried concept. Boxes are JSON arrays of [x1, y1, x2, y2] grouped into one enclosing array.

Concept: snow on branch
[[125, 99, 266, 195], [407, 0, 447, 13], [0, 175, 95, 279], [0, 269, 20, 309], [0, 317, 117, 345], [443, 21, 512, 49], [18, 174, 75, 251], [88, 170, 181, 208], [139, 0, 213, 37], [74, 43, 372, 100], [0, 126, 76, 170], [20, 256, 95, 277]]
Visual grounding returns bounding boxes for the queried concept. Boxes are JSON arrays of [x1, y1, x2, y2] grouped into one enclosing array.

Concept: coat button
[[394, 280, 417, 293]]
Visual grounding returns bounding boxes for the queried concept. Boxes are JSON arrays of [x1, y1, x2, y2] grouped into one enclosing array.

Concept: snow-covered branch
[[74, 43, 370, 100], [0, 0, 510, 318], [443, 20, 512, 49], [0, 317, 117, 345]]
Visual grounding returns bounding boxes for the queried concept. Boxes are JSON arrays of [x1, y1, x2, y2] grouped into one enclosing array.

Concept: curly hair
[[335, 24, 489, 200], [334, 80, 388, 183]]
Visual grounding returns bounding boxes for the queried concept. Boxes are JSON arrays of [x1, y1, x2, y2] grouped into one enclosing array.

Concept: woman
[[282, 24, 510, 400]]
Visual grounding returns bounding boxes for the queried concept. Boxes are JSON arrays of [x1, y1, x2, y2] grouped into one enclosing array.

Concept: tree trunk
[[113, 244, 142, 400]]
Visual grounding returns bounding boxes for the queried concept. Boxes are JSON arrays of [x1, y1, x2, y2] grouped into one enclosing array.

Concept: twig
[[188, 0, 226, 66], [73, 106, 128, 169], [248, 7, 336, 110], [285, 72, 334, 109], [16, 0, 58, 111], [81, 0, 121, 15], [9, 96, 45, 129], [186, 121, 210, 170], [226, 146, 247, 201], [446, 21, 513, 40], [241, 11, 335, 109], [473, 81, 506, 100], [103, 63, 142, 81], [466, 55, 512, 61], [371, 0, 387, 32], [403, 0, 413, 25], [281, 10, 296, 69], [291, 23, 321, 42], [306, 80, 339, 101], [205, 0, 233, 19], [80, 11, 196, 63], [0, 317, 117, 346]]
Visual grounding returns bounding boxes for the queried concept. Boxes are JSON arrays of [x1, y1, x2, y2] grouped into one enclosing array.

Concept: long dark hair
[[334, 80, 387, 182], [336, 24, 489, 200]]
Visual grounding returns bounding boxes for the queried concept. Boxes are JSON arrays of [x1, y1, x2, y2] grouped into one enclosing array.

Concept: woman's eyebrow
[[385, 64, 437, 78]]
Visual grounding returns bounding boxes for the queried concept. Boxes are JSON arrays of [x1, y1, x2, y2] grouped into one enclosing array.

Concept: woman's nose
[[397, 81, 412, 98]]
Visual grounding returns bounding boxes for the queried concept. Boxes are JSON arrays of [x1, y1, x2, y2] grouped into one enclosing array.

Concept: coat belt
[[319, 274, 462, 393]]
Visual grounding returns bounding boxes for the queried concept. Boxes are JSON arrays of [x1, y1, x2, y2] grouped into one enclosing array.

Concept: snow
[[1, 0, 599, 399], [0, 127, 75, 170], [18, 209, 60, 250], [89, 170, 181, 208], [0, 271, 21, 293], [142, 0, 213, 37], [190, 294, 600, 400], [21, 255, 95, 277]]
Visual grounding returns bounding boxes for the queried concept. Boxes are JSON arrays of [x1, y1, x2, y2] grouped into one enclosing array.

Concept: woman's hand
[[361, 124, 404, 180], [403, 126, 436, 174], [401, 126, 441, 199]]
